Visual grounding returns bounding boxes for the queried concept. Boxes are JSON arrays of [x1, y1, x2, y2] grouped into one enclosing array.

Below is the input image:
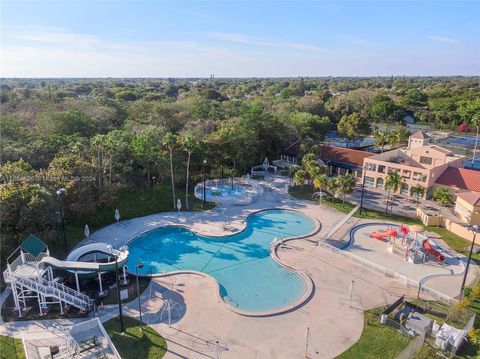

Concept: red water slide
[[423, 240, 445, 262], [370, 229, 398, 240]]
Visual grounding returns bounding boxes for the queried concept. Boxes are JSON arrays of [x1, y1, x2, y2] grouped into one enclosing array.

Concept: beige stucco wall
[[444, 218, 477, 242]]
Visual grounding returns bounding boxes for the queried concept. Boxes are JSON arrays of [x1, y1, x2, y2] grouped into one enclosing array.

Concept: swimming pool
[[127, 209, 316, 313]]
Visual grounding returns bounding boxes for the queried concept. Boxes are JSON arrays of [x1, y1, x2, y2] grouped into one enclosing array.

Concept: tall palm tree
[[288, 165, 301, 186], [337, 174, 356, 207], [327, 177, 339, 204], [313, 174, 329, 204], [385, 171, 404, 213], [163, 132, 177, 209], [180, 134, 199, 210], [411, 185, 426, 209], [293, 170, 308, 187], [373, 129, 388, 153]]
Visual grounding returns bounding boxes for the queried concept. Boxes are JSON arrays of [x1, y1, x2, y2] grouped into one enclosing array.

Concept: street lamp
[[56, 188, 67, 252], [359, 167, 367, 215], [152, 176, 157, 208], [113, 250, 125, 334], [460, 224, 480, 298], [135, 263, 144, 330], [202, 159, 207, 206]]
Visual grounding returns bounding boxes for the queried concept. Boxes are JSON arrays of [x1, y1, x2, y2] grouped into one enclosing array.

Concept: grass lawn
[[0, 335, 25, 359], [103, 316, 167, 359], [289, 185, 480, 264], [335, 307, 410, 359], [56, 183, 215, 257]]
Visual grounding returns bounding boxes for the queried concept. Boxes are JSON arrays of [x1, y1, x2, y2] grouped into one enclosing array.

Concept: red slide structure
[[423, 240, 445, 262], [370, 229, 398, 240]]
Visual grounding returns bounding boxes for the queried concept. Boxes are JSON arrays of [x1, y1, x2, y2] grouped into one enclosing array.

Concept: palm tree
[[163, 132, 177, 209], [433, 187, 453, 206], [411, 185, 426, 208], [293, 170, 308, 187], [337, 174, 356, 207], [327, 177, 339, 204], [385, 171, 404, 213], [387, 130, 401, 150], [180, 134, 199, 210], [373, 129, 388, 153], [313, 174, 329, 204]]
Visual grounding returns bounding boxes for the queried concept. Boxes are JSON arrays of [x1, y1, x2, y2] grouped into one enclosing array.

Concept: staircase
[[4, 257, 94, 312], [409, 251, 424, 264]]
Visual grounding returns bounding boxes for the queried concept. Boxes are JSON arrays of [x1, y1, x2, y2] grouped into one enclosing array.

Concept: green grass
[[336, 307, 410, 359], [289, 185, 480, 264], [0, 335, 25, 359], [57, 183, 215, 257], [103, 316, 167, 359]]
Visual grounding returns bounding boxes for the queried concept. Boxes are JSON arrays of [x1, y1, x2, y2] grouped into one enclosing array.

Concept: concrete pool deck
[[1, 176, 478, 358]]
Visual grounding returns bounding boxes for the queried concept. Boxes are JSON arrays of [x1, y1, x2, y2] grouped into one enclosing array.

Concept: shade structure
[[115, 209, 120, 222], [177, 199, 182, 211], [84, 224, 90, 238]]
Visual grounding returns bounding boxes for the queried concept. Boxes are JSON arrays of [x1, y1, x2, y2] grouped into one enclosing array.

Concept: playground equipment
[[423, 240, 445, 262], [3, 235, 129, 317], [251, 157, 277, 178], [370, 228, 398, 240]]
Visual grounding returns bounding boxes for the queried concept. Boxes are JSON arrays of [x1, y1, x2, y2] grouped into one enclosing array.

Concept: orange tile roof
[[456, 191, 480, 206], [435, 167, 480, 192], [410, 131, 431, 139], [318, 145, 374, 167]]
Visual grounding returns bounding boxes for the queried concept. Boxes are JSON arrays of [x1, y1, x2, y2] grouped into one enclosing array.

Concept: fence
[[316, 239, 458, 305], [395, 329, 427, 359]]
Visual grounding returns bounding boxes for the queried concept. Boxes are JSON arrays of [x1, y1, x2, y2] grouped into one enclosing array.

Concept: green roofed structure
[[19, 234, 48, 257]]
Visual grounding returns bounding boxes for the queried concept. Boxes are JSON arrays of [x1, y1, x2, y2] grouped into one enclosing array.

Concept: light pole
[[359, 167, 367, 215], [114, 253, 125, 333], [460, 225, 480, 298], [202, 159, 207, 206], [136, 263, 144, 330], [152, 176, 157, 208], [56, 188, 67, 252]]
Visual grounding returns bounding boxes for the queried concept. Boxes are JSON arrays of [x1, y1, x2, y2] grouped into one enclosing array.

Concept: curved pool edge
[[126, 207, 321, 317]]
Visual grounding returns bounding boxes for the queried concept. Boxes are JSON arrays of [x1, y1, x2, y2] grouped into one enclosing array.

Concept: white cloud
[[427, 35, 462, 45], [206, 32, 326, 53]]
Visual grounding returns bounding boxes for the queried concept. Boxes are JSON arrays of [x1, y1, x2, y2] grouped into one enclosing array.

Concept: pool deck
[[1, 176, 478, 358]]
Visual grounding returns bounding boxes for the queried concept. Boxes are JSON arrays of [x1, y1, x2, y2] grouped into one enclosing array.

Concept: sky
[[1, 1, 479, 77]]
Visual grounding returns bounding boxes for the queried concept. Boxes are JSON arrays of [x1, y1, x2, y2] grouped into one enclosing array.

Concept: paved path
[[1, 176, 477, 358]]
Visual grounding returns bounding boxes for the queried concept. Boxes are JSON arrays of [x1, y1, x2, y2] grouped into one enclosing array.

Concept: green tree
[[162, 132, 177, 209], [373, 129, 388, 153], [433, 187, 453, 206], [293, 170, 307, 187], [411, 185, 425, 208], [337, 174, 356, 207], [313, 174, 329, 204], [385, 171, 404, 213], [179, 134, 199, 210], [337, 112, 371, 147]]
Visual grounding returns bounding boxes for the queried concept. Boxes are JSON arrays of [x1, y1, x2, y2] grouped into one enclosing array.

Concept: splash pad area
[[344, 223, 465, 283], [194, 177, 264, 205]]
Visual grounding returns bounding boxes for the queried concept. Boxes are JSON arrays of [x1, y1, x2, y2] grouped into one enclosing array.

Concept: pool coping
[[125, 207, 321, 317]]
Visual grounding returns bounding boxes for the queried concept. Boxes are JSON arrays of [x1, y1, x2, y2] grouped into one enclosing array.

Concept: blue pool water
[[127, 209, 316, 312]]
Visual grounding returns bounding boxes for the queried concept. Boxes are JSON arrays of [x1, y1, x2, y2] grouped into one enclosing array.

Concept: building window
[[419, 156, 432, 165], [364, 176, 375, 187], [402, 170, 411, 179], [376, 178, 384, 189], [400, 183, 409, 195], [366, 162, 376, 171], [378, 165, 386, 174]]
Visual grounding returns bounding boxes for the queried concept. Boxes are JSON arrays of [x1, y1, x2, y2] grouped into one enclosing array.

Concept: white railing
[[11, 274, 93, 310], [317, 240, 458, 305], [323, 204, 360, 241], [194, 177, 263, 205]]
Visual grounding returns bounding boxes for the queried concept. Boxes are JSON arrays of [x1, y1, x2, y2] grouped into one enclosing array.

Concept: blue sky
[[1, 1, 479, 77]]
